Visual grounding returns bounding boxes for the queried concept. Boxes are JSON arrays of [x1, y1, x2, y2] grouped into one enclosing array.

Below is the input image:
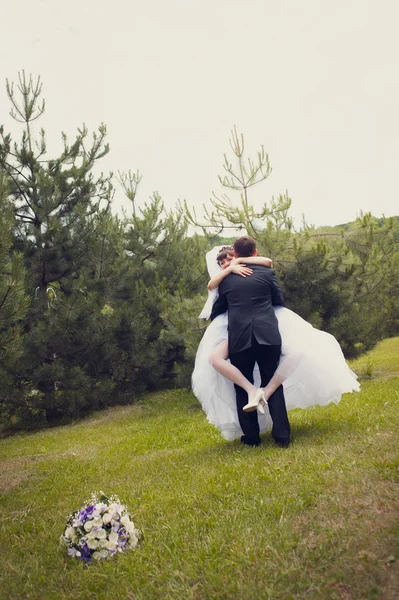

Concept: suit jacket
[[210, 264, 285, 355]]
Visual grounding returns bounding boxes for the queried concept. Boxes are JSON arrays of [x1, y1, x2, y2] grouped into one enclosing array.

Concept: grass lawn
[[0, 337, 398, 599]]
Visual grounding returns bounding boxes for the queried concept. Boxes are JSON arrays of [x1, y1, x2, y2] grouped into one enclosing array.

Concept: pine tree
[[0, 72, 113, 309], [0, 172, 30, 422], [0, 72, 113, 421], [0, 173, 29, 358], [117, 187, 209, 389]]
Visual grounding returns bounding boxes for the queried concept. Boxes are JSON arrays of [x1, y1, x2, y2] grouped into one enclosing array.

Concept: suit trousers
[[230, 338, 291, 446]]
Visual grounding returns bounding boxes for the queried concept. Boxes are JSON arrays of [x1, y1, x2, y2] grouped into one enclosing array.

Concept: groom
[[210, 236, 290, 447]]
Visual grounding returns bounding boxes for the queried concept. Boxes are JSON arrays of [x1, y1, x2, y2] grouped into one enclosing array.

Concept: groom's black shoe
[[240, 435, 261, 447], [275, 439, 290, 448]]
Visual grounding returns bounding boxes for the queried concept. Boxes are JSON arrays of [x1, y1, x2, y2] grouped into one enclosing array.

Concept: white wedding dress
[[192, 247, 360, 441]]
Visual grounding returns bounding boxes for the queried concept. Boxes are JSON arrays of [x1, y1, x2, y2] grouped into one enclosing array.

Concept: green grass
[[1, 338, 398, 599], [352, 337, 399, 379]]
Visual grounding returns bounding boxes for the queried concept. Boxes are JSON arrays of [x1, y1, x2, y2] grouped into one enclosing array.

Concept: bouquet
[[61, 492, 141, 562]]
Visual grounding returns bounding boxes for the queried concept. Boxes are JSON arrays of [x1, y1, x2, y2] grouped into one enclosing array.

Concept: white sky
[[1, 0, 398, 227]]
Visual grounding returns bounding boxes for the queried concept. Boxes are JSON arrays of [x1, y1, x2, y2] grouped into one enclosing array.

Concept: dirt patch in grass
[[80, 403, 144, 427], [0, 455, 51, 494], [0, 459, 33, 494], [373, 370, 399, 379], [0, 449, 89, 494]]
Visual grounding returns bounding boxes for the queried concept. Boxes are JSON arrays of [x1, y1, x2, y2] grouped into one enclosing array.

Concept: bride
[[192, 245, 360, 442]]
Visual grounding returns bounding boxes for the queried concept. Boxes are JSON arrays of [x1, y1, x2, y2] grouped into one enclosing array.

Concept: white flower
[[102, 513, 112, 525], [108, 532, 119, 544], [93, 549, 109, 560], [87, 539, 99, 550], [86, 530, 97, 540], [95, 528, 107, 539], [111, 521, 120, 532], [105, 539, 118, 551], [92, 518, 103, 528], [84, 521, 94, 532], [120, 515, 131, 527], [125, 522, 136, 534], [108, 502, 124, 517], [64, 526, 75, 539], [107, 502, 118, 515], [95, 502, 108, 513], [129, 534, 139, 547]]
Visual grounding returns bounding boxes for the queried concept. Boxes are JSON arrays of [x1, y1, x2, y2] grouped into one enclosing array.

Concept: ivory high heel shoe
[[243, 388, 265, 413]]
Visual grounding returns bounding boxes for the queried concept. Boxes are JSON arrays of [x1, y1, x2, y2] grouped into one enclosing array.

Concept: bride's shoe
[[243, 388, 265, 413]]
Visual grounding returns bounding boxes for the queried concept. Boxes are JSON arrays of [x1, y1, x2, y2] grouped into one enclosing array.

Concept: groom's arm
[[269, 270, 286, 307]]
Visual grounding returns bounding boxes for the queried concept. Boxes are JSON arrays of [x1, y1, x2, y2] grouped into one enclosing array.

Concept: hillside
[[0, 338, 398, 599]]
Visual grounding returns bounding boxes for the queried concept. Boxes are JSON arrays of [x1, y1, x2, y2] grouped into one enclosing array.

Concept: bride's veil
[[198, 246, 225, 319]]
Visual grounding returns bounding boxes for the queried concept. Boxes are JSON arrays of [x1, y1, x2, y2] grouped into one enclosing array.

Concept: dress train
[[192, 306, 360, 441]]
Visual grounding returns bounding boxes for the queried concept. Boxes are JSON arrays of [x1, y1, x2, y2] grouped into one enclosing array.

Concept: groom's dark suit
[[210, 264, 290, 446]]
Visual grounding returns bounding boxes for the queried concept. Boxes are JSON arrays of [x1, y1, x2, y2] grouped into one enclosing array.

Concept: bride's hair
[[216, 246, 234, 265]]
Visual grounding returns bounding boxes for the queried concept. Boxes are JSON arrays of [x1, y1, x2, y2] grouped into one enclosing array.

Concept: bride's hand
[[229, 264, 253, 277]]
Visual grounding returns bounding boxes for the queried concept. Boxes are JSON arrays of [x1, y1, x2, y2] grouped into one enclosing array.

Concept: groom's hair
[[233, 236, 256, 257]]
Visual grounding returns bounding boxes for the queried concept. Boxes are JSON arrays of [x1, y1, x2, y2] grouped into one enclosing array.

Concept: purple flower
[[80, 505, 95, 520], [79, 541, 92, 562], [87, 504, 96, 513], [118, 526, 129, 542]]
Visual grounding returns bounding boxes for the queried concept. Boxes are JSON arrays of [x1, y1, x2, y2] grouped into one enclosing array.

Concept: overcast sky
[[1, 0, 398, 228]]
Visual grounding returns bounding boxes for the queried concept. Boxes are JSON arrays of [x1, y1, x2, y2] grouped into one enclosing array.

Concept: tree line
[[1, 74, 398, 429]]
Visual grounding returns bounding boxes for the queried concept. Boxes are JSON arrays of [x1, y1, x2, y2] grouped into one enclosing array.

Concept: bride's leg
[[261, 351, 302, 405], [209, 340, 259, 400], [261, 373, 285, 404]]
